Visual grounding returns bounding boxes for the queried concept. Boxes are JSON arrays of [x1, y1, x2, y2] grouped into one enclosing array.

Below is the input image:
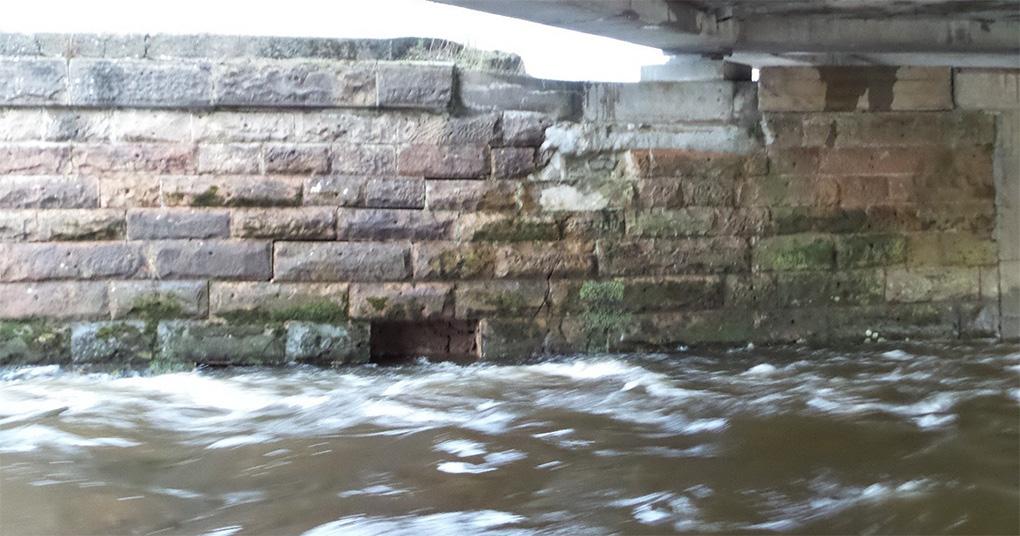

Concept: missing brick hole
[[370, 320, 480, 365]]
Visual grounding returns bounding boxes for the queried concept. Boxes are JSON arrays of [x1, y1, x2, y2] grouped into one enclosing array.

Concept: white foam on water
[[435, 439, 487, 458], [302, 510, 527, 536], [743, 363, 778, 376]]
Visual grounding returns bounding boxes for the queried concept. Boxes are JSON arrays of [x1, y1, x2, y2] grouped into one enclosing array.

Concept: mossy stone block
[[753, 233, 835, 271], [71, 321, 151, 364], [0, 321, 70, 365], [285, 321, 369, 365]]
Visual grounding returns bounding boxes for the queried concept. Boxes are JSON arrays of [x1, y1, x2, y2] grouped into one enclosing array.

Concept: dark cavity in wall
[[370, 320, 479, 365], [819, 66, 898, 111]]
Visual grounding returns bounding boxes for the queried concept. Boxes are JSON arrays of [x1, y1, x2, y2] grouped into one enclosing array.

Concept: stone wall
[[0, 34, 1015, 367]]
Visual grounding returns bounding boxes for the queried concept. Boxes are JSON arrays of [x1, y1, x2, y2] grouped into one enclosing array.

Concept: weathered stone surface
[[552, 276, 724, 313], [907, 232, 998, 266], [0, 58, 67, 105], [625, 149, 760, 179], [759, 66, 952, 112], [71, 321, 151, 363], [109, 110, 193, 142], [331, 144, 396, 174], [954, 69, 1020, 110], [0, 321, 71, 364], [454, 213, 560, 242], [147, 240, 271, 280], [265, 144, 330, 174], [561, 211, 626, 240], [0, 145, 72, 174], [425, 180, 519, 211], [597, 238, 748, 276], [99, 176, 161, 208], [0, 242, 146, 281], [377, 63, 453, 109], [529, 180, 634, 212], [477, 318, 548, 360], [459, 71, 581, 119], [887, 267, 980, 303], [0, 110, 45, 141], [349, 282, 452, 319], [232, 208, 335, 239], [286, 321, 369, 364], [194, 111, 297, 142], [157, 320, 286, 365], [585, 81, 734, 123], [161, 176, 303, 207], [127, 209, 229, 239], [753, 234, 836, 271], [494, 242, 594, 278], [274, 242, 410, 281], [69, 59, 212, 107], [491, 147, 536, 178], [767, 111, 997, 148], [739, 174, 839, 207], [73, 143, 195, 174], [108, 281, 208, 319], [396, 144, 489, 178], [455, 280, 547, 318], [627, 208, 720, 238], [336, 208, 453, 240], [501, 111, 551, 146], [770, 270, 885, 308], [835, 233, 907, 268], [304, 176, 425, 209], [33, 209, 125, 241], [0, 212, 36, 241], [215, 60, 376, 107], [210, 282, 348, 321], [412, 241, 496, 280], [197, 144, 262, 174], [0, 282, 108, 319], [408, 114, 500, 145], [608, 309, 755, 349]]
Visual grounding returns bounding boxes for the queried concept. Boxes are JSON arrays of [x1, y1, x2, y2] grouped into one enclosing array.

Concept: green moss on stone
[[218, 300, 348, 325], [367, 297, 388, 312], [0, 320, 70, 365], [754, 234, 836, 271], [578, 280, 631, 352], [191, 186, 225, 207]]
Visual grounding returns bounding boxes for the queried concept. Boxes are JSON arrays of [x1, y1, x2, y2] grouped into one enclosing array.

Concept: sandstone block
[[907, 232, 999, 266], [454, 213, 560, 242], [0, 58, 67, 106], [331, 144, 396, 174], [36, 209, 126, 241], [0, 242, 146, 281], [73, 143, 195, 174], [528, 180, 635, 212], [597, 237, 749, 276], [626, 208, 719, 238], [349, 282, 453, 319], [127, 209, 229, 239], [0, 321, 71, 364], [759, 66, 951, 112], [161, 176, 303, 207], [494, 242, 594, 278], [491, 147, 536, 178], [753, 234, 835, 272], [396, 144, 489, 178], [71, 321, 151, 363], [477, 318, 548, 360], [109, 110, 193, 142], [41, 110, 110, 142], [0, 282, 108, 319], [197, 144, 262, 174], [772, 270, 885, 308], [108, 280, 209, 319], [303, 175, 425, 209], [214, 60, 375, 107], [265, 144, 330, 174], [836, 234, 907, 268], [455, 280, 548, 318], [0, 212, 36, 241], [193, 111, 297, 142], [552, 276, 724, 313], [625, 149, 750, 179], [274, 242, 411, 281], [377, 63, 453, 109], [408, 113, 500, 145], [99, 176, 160, 208], [954, 69, 1020, 110], [232, 208, 335, 239], [147, 240, 271, 280], [0, 144, 72, 174], [210, 282, 348, 321], [739, 174, 839, 207], [501, 111, 551, 146], [425, 180, 519, 211], [69, 59, 213, 107], [286, 321, 369, 364], [336, 208, 453, 240], [887, 267, 979, 303], [459, 71, 581, 119], [157, 320, 286, 365], [0, 110, 45, 141], [412, 241, 496, 280]]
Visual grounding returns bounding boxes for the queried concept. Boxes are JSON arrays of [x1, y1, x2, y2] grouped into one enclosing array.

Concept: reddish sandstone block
[[412, 241, 497, 280], [625, 149, 751, 179], [127, 209, 229, 239], [209, 282, 348, 319], [303, 176, 425, 209], [196, 144, 262, 174], [99, 176, 160, 208], [0, 144, 71, 174], [494, 241, 595, 278], [454, 280, 547, 318], [147, 240, 272, 280], [161, 176, 303, 207], [265, 144, 330, 174], [759, 66, 951, 112], [0, 176, 100, 209], [331, 144, 396, 175], [501, 111, 551, 146], [349, 282, 453, 319], [838, 176, 891, 208], [396, 144, 489, 178], [336, 208, 454, 241], [597, 237, 749, 276], [73, 143, 195, 174], [0, 282, 109, 319], [274, 242, 411, 282], [0, 242, 146, 281], [491, 147, 536, 178], [425, 180, 519, 211], [231, 208, 335, 239]]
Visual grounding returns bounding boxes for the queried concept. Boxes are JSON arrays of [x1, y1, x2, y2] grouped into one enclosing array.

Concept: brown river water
[[0, 343, 1017, 535]]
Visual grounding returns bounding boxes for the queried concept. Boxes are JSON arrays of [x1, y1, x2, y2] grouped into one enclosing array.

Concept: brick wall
[[0, 34, 1014, 367]]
